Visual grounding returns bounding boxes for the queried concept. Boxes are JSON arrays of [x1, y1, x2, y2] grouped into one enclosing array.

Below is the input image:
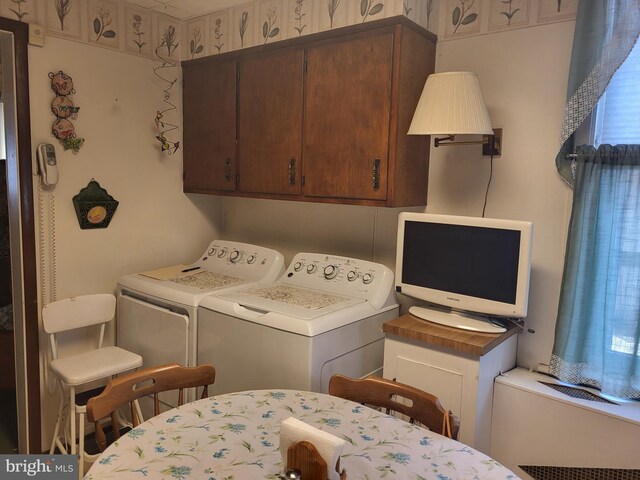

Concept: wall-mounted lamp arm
[[433, 128, 502, 156], [433, 135, 456, 147]]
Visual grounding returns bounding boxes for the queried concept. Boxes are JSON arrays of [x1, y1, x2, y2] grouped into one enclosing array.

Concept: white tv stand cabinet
[[382, 313, 518, 454]]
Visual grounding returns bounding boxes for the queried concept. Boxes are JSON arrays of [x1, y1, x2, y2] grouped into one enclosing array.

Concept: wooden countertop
[[382, 314, 519, 357]]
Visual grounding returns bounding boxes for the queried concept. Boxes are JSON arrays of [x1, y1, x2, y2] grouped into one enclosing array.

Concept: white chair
[[43, 294, 142, 477]]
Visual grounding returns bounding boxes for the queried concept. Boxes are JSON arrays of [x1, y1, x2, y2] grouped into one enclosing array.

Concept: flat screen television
[[396, 212, 533, 333]]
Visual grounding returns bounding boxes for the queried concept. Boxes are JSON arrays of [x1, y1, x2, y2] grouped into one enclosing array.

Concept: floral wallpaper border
[[0, 0, 36, 25], [433, 0, 578, 40], [0, 0, 577, 63], [185, 0, 401, 59], [186, 0, 576, 60], [0, 0, 181, 62]]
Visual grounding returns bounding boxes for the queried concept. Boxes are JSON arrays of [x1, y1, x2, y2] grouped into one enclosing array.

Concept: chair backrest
[[328, 374, 460, 440], [42, 294, 116, 359], [86, 363, 216, 452], [42, 294, 116, 333]]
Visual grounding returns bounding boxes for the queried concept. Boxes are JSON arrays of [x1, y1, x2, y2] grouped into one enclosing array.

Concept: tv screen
[[402, 221, 520, 305], [396, 213, 533, 329]]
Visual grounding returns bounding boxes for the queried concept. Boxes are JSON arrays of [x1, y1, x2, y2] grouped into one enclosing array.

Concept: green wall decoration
[[72, 179, 118, 230]]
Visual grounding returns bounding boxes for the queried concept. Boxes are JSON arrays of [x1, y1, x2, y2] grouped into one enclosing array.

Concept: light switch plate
[[29, 23, 45, 47]]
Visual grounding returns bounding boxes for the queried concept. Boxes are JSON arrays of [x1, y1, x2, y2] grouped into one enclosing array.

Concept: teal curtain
[[555, 1, 640, 185], [550, 145, 640, 399]]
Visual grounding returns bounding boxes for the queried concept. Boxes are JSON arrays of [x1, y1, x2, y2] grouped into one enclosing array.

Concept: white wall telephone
[[37, 143, 58, 186]]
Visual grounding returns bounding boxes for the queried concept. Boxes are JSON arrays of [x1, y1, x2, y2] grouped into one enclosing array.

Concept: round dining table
[[85, 389, 519, 480]]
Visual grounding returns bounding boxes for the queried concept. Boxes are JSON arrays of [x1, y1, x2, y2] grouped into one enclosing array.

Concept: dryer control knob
[[230, 250, 242, 263], [307, 264, 317, 274], [324, 265, 338, 280], [217, 249, 227, 258], [362, 273, 373, 284], [247, 255, 257, 264], [347, 271, 358, 282], [294, 261, 304, 271], [208, 248, 216, 256]]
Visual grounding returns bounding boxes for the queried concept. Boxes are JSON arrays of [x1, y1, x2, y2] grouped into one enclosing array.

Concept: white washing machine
[[197, 252, 399, 395], [117, 240, 285, 401]]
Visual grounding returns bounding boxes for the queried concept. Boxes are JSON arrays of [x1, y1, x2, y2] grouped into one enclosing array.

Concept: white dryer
[[117, 240, 285, 389], [197, 252, 399, 395]]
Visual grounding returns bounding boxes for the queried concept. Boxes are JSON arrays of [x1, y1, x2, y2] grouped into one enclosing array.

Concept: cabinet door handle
[[372, 158, 380, 190], [288, 158, 296, 185], [224, 158, 232, 183]]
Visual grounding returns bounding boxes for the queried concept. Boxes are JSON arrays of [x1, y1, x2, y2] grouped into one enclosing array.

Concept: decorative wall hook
[[49, 70, 85, 153]]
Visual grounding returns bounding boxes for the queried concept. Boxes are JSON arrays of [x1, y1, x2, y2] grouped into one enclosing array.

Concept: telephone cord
[[38, 182, 58, 395]]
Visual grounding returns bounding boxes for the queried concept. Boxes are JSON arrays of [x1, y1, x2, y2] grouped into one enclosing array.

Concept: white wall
[[430, 21, 575, 368], [28, 36, 224, 449], [222, 198, 416, 268], [224, 20, 576, 371]]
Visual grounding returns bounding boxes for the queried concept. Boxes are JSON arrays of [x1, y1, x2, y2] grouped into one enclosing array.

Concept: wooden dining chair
[[328, 374, 460, 440], [86, 363, 216, 452]]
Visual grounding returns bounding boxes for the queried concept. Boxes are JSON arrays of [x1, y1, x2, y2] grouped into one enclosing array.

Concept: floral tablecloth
[[86, 389, 519, 480]]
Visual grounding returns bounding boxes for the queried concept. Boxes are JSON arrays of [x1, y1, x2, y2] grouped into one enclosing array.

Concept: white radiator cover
[[490, 367, 640, 479]]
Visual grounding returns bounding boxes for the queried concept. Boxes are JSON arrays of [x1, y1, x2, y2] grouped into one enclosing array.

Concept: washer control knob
[[217, 249, 227, 258], [230, 250, 242, 263], [208, 248, 216, 256], [324, 265, 338, 280], [307, 264, 317, 274], [347, 271, 358, 282], [362, 273, 373, 284], [294, 261, 304, 272], [247, 255, 257, 264]]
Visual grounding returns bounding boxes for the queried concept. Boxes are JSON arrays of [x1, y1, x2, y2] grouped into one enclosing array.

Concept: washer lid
[[167, 271, 244, 290], [118, 271, 249, 307], [117, 240, 286, 307], [217, 283, 365, 320]]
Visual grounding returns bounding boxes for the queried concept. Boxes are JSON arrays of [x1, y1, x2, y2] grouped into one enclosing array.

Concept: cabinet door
[[183, 60, 236, 192], [237, 49, 304, 195], [303, 32, 393, 200]]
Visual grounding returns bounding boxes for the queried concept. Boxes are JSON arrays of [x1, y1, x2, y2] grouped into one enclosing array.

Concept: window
[[551, 38, 640, 399], [592, 38, 640, 359], [593, 38, 640, 146]]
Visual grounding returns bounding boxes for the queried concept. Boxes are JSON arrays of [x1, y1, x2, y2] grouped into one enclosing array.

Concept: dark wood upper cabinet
[[182, 16, 436, 206], [183, 60, 236, 192], [237, 48, 304, 195], [303, 31, 392, 201]]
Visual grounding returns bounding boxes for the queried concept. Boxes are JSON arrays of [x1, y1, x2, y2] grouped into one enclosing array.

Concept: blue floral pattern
[[85, 390, 519, 480]]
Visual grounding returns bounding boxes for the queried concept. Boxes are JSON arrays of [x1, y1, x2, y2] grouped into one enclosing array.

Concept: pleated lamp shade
[[408, 72, 493, 135]]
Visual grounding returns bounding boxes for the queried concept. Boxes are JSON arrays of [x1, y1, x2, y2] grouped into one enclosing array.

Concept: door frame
[[1, 16, 40, 453]]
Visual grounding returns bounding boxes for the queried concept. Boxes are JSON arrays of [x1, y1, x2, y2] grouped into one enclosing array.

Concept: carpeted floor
[[0, 388, 18, 453]]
